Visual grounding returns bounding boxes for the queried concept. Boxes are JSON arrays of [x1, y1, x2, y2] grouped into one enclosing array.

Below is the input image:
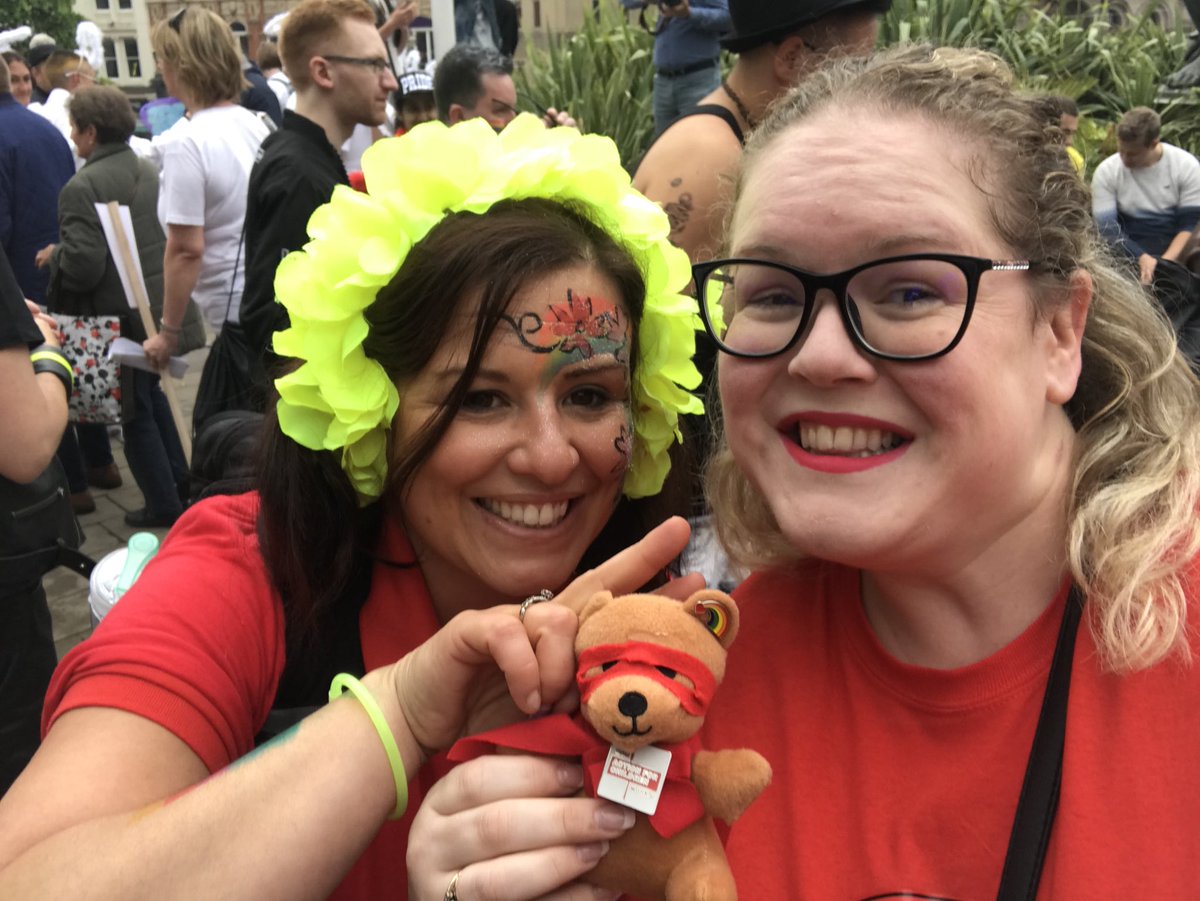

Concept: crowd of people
[[3, 0, 1200, 898]]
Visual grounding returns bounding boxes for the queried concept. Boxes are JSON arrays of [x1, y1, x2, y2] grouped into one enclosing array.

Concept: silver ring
[[519, 589, 554, 622], [443, 870, 461, 901]]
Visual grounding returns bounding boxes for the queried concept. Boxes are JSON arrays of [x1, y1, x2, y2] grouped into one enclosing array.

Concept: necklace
[[721, 79, 757, 130]]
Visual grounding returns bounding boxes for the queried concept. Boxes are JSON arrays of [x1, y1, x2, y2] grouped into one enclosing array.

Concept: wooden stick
[[106, 201, 193, 464]]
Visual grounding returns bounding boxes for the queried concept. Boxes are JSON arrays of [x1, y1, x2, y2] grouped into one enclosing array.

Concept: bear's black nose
[[618, 691, 647, 718]]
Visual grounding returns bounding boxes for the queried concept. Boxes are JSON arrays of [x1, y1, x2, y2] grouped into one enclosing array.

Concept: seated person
[[1092, 105, 1200, 284]]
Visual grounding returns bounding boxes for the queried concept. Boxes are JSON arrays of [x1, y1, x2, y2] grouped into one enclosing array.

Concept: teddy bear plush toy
[[449, 588, 772, 901]]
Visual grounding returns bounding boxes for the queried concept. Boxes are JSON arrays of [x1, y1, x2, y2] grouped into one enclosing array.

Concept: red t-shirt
[[44, 492, 453, 899], [703, 561, 1200, 898]]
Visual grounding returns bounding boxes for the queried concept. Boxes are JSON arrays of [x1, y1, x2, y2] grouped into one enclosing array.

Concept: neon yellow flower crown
[[272, 114, 703, 502]]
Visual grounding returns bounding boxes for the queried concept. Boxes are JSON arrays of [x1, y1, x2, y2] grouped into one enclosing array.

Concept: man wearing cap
[[633, 0, 889, 262], [238, 0, 398, 398], [25, 40, 55, 104], [622, 0, 731, 136]]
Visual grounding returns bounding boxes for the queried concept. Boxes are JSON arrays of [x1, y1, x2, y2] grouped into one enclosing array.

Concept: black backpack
[[188, 410, 264, 504]]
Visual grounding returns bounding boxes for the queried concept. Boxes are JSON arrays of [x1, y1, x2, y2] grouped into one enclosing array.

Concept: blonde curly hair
[[707, 44, 1200, 672]]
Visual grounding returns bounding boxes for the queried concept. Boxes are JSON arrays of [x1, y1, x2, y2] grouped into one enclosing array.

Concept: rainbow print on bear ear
[[272, 114, 704, 503]]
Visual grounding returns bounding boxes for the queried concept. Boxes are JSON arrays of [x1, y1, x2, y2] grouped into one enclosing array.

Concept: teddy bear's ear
[[686, 589, 740, 649], [578, 590, 615, 623]]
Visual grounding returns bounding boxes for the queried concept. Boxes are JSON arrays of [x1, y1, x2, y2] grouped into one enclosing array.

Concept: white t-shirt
[[157, 104, 269, 330], [266, 70, 292, 110], [341, 123, 380, 174]]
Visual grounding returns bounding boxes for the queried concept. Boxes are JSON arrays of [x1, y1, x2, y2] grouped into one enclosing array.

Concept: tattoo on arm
[[664, 178, 694, 238]]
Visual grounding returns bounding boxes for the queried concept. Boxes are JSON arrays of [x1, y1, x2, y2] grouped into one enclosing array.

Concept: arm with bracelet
[[0, 517, 694, 899], [0, 254, 69, 483]]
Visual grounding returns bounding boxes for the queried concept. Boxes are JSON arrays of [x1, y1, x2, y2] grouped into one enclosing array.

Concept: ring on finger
[[444, 870, 462, 901], [518, 589, 554, 622]]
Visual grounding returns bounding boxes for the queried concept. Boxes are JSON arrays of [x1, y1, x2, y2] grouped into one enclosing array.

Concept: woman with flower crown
[[0, 116, 704, 900]]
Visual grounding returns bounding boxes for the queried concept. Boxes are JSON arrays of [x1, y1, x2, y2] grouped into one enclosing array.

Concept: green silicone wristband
[[328, 673, 408, 819]]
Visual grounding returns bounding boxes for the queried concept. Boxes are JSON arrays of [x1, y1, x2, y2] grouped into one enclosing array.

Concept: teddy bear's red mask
[[576, 641, 719, 717]]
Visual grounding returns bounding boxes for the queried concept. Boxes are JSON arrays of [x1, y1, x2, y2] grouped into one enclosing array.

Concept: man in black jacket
[[239, 0, 397, 396]]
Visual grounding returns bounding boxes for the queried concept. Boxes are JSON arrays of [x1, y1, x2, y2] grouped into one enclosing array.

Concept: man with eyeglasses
[[238, 0, 398, 400], [433, 43, 573, 131], [28, 50, 96, 169], [632, 0, 890, 264]]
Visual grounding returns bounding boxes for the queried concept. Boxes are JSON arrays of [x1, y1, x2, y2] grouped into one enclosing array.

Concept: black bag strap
[[0, 543, 95, 582], [222, 217, 248, 326], [995, 585, 1084, 900]]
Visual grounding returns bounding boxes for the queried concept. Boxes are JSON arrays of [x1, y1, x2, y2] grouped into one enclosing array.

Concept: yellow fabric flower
[[274, 114, 702, 502]]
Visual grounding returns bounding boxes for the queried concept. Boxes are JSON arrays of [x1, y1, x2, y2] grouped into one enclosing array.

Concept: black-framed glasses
[[693, 254, 1036, 362], [323, 54, 394, 76]]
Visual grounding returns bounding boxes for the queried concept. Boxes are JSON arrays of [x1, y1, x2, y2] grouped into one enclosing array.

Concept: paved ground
[[46, 345, 207, 660]]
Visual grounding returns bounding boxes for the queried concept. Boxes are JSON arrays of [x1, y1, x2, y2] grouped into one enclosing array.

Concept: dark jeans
[[55, 422, 115, 494], [0, 580, 57, 794], [122, 369, 187, 518]]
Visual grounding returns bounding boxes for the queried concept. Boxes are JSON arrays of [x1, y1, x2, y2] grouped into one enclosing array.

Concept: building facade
[[69, 0, 589, 94]]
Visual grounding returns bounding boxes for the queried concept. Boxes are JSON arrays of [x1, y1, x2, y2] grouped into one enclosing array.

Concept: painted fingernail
[[557, 763, 584, 789], [595, 804, 636, 831], [577, 840, 610, 863], [524, 690, 541, 712]]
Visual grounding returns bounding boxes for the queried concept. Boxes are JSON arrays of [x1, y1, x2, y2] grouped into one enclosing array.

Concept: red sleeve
[[42, 493, 286, 773]]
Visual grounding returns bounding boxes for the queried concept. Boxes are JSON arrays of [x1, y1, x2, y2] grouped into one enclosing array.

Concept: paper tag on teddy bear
[[596, 744, 672, 816]]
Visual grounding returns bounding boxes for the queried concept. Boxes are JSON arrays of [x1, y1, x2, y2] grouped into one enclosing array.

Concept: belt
[[655, 59, 717, 78]]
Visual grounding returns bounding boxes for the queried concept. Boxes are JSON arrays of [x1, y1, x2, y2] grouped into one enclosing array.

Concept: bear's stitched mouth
[[613, 723, 652, 737]]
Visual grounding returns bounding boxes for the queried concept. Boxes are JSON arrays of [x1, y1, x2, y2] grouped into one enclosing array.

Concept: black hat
[[397, 71, 433, 97], [26, 43, 57, 68], [722, 0, 891, 53]]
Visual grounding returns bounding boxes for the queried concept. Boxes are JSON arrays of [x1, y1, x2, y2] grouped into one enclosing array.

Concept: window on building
[[95, 0, 110, 9], [533, 1, 541, 27], [123, 38, 141, 78], [103, 38, 119, 78], [118, 0, 132, 8]]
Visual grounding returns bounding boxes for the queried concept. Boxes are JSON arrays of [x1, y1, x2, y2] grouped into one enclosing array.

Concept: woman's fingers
[[556, 516, 693, 612], [392, 518, 703, 750], [396, 602, 580, 749], [409, 756, 634, 901], [445, 845, 617, 901], [524, 602, 580, 712]]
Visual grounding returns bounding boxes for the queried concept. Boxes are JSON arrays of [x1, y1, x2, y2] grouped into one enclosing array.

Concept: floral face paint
[[502, 290, 630, 389]]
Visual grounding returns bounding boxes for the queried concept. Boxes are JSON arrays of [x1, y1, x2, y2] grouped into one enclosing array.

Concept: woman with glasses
[[412, 45, 1200, 899], [693, 44, 1200, 897], [142, 7, 269, 369]]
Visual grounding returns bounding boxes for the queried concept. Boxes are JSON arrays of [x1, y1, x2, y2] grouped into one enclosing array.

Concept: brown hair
[[151, 7, 246, 107], [44, 50, 86, 91], [278, 0, 376, 91], [68, 84, 138, 144], [1116, 106, 1160, 148], [258, 198, 688, 659], [256, 38, 282, 72], [0, 52, 29, 94], [707, 44, 1200, 671]]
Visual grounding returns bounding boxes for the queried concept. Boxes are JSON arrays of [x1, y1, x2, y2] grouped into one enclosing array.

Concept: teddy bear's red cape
[[449, 714, 705, 838]]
